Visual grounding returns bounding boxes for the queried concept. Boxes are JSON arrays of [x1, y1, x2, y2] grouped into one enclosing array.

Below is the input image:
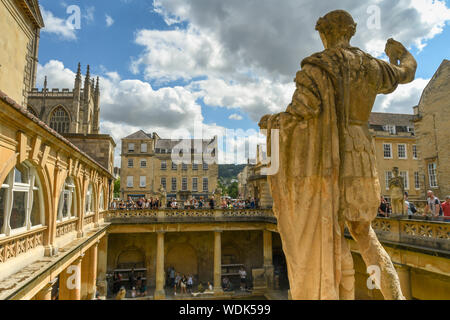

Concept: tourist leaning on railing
[[442, 196, 450, 222]]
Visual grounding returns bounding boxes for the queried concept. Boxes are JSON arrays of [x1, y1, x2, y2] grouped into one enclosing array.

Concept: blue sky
[[36, 0, 450, 164]]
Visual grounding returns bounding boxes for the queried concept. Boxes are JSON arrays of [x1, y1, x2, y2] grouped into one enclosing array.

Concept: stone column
[[213, 231, 224, 295], [59, 255, 83, 300], [35, 280, 57, 300], [87, 243, 99, 299], [81, 248, 91, 299], [263, 230, 274, 289], [97, 234, 108, 297], [396, 264, 412, 300], [154, 231, 166, 300]]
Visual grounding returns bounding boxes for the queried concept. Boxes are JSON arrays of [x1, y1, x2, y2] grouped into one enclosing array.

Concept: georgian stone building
[[369, 113, 421, 201], [120, 130, 219, 201], [413, 60, 450, 200]]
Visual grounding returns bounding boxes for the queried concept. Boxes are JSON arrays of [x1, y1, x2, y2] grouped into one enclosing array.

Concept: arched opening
[[49, 106, 70, 134], [166, 243, 198, 278], [116, 248, 145, 269], [113, 248, 147, 293], [99, 187, 105, 211], [85, 183, 94, 215], [0, 161, 45, 236], [57, 177, 77, 221]]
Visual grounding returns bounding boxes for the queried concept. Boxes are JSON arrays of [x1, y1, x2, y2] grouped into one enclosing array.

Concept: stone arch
[[166, 243, 198, 277], [0, 152, 18, 187], [116, 247, 146, 269], [48, 105, 71, 134]]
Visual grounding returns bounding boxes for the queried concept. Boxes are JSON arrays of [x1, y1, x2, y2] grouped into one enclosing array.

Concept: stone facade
[[413, 60, 450, 200], [369, 113, 421, 200], [27, 64, 101, 135], [64, 133, 116, 174], [0, 0, 43, 106], [0, 90, 113, 298], [120, 130, 218, 201]]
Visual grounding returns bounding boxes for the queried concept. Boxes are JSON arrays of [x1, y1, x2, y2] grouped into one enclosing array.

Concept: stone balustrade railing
[[105, 208, 276, 223], [0, 227, 46, 264], [370, 217, 449, 252], [105, 209, 449, 252]]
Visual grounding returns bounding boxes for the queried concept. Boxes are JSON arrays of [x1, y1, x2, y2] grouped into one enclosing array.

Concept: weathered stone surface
[[389, 167, 405, 214], [259, 10, 417, 300]]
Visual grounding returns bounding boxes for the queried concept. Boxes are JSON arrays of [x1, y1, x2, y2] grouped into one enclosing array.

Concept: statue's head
[[316, 10, 357, 49], [393, 167, 399, 176]]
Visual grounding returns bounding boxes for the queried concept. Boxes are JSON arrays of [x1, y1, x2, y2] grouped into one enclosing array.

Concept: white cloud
[[131, 26, 232, 82], [373, 78, 430, 114], [140, 0, 449, 122], [105, 14, 115, 27], [36, 60, 76, 88], [229, 114, 243, 121], [83, 6, 95, 24], [191, 78, 294, 121], [40, 6, 77, 40]]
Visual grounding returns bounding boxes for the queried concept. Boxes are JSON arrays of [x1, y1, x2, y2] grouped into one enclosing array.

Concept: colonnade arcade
[[105, 229, 288, 300]]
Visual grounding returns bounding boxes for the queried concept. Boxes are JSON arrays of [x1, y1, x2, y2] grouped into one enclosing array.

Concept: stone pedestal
[[154, 232, 166, 300], [252, 268, 267, 295]]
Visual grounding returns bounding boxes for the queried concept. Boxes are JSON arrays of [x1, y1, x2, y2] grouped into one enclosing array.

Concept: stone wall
[[0, 0, 41, 105], [414, 60, 450, 200], [107, 230, 264, 288], [65, 134, 115, 174]]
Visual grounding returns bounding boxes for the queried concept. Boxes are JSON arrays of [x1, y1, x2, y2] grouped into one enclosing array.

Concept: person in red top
[[442, 196, 450, 221]]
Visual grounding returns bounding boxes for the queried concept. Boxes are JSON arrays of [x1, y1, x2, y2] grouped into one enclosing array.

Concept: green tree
[[114, 178, 120, 199], [228, 182, 239, 199]]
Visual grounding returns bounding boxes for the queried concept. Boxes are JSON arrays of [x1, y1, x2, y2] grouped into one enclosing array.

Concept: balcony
[[369, 217, 449, 253], [105, 208, 276, 225], [105, 209, 449, 253]]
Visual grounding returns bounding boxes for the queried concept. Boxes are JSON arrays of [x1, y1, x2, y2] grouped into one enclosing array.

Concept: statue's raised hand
[[385, 38, 407, 66]]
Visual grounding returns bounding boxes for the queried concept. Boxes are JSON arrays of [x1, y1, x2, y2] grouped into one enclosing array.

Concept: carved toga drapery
[[262, 47, 404, 299]]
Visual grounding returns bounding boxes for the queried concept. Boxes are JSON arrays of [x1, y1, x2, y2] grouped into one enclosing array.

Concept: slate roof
[[369, 113, 415, 127]]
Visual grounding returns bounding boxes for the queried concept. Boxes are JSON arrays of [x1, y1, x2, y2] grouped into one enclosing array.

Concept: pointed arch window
[[57, 177, 77, 221], [85, 183, 94, 215], [99, 188, 104, 211], [50, 107, 70, 134]]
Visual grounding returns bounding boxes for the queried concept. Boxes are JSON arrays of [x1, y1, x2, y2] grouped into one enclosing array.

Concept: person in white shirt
[[238, 267, 247, 291]]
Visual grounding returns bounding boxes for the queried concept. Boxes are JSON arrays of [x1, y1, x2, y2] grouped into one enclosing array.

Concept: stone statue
[[259, 10, 416, 300], [389, 167, 405, 215], [213, 187, 222, 208], [158, 185, 167, 208]]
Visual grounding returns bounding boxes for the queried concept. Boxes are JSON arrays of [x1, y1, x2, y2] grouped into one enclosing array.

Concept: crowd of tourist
[[111, 268, 147, 299], [109, 197, 261, 210], [378, 191, 450, 221], [109, 265, 252, 299]]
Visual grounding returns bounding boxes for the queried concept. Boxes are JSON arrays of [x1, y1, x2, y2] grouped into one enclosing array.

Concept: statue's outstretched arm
[[385, 38, 417, 84]]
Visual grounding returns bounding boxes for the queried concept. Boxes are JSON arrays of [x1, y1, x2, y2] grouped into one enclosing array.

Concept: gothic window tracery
[[50, 107, 70, 134]]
